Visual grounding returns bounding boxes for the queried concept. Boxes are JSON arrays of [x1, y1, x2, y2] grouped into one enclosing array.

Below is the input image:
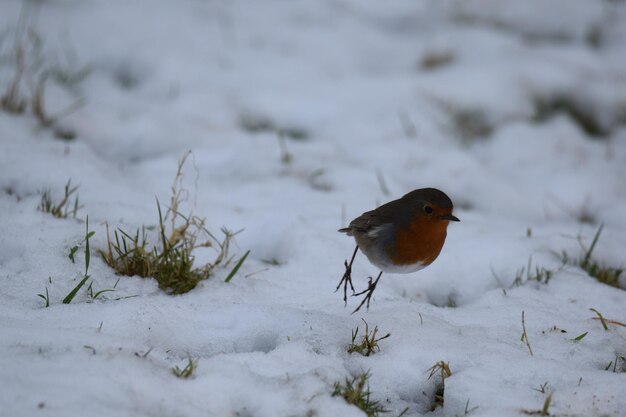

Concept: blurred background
[[1, 2, 626, 416]]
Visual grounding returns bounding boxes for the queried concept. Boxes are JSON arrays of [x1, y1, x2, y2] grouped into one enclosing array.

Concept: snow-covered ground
[[1, 1, 625, 416]]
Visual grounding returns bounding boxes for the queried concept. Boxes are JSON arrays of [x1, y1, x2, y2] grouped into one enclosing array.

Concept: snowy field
[[1, 1, 625, 416]]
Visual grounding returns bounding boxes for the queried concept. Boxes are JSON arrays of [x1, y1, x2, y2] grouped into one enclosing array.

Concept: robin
[[337, 188, 459, 313]]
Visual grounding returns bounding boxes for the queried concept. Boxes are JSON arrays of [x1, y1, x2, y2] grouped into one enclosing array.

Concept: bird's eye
[[424, 205, 433, 214]]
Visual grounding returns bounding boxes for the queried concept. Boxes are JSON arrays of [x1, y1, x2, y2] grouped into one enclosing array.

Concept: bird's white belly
[[376, 259, 426, 274]]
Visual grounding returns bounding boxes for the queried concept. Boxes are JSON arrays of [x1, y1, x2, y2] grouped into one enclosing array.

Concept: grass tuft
[[0, 17, 89, 139], [523, 391, 554, 416], [604, 355, 626, 373], [62, 216, 93, 304], [100, 153, 241, 294], [427, 361, 452, 410], [419, 50, 455, 71], [38, 179, 82, 219], [172, 357, 197, 379], [347, 319, 390, 357], [533, 94, 609, 138], [427, 361, 452, 386], [239, 113, 309, 141], [332, 371, 387, 417], [578, 226, 623, 289], [556, 225, 623, 289], [450, 107, 493, 142], [1, 50, 27, 113], [510, 257, 555, 287], [38, 217, 108, 306]]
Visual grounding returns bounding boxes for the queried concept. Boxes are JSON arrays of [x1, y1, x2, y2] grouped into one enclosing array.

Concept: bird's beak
[[441, 213, 460, 222]]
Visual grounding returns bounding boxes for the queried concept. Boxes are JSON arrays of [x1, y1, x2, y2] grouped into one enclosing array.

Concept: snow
[[1, 1, 625, 416]]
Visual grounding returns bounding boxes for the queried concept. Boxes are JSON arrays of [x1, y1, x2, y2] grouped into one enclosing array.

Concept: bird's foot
[[335, 259, 356, 306], [351, 271, 382, 314], [335, 246, 359, 306]]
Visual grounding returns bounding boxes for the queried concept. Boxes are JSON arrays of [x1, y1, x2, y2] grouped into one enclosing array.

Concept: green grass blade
[[225, 250, 250, 283], [37, 287, 50, 308], [541, 392, 552, 416], [583, 224, 603, 267], [93, 288, 116, 299], [62, 275, 90, 304], [590, 308, 608, 330], [156, 199, 168, 251], [573, 331, 588, 341], [84, 216, 91, 275]]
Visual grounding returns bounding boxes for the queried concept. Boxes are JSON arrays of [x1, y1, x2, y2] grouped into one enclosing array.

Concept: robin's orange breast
[[390, 217, 448, 267]]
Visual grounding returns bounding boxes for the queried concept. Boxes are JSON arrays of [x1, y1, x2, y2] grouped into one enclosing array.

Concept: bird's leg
[[351, 271, 383, 314], [335, 246, 359, 305]]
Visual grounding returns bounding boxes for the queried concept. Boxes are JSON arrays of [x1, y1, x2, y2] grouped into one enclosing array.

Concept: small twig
[[134, 347, 153, 358], [244, 267, 269, 278], [591, 317, 626, 328], [521, 310, 533, 356], [83, 345, 96, 355]]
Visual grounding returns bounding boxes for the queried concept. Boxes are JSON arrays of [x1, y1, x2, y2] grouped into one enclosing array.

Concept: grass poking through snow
[[347, 319, 390, 357], [523, 384, 554, 416], [558, 225, 624, 289], [533, 94, 610, 138], [37, 287, 50, 307], [100, 153, 241, 294], [419, 50, 455, 71], [0, 19, 89, 140], [427, 361, 452, 411], [62, 216, 93, 304], [332, 371, 387, 417], [172, 358, 197, 379], [541, 392, 553, 416], [520, 310, 534, 356], [577, 226, 623, 289], [224, 250, 250, 283], [38, 179, 82, 219], [589, 308, 608, 331], [510, 257, 555, 287]]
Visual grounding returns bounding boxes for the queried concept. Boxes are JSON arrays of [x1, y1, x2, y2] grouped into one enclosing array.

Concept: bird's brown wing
[[347, 209, 384, 233], [341, 197, 411, 235], [337, 209, 382, 235]]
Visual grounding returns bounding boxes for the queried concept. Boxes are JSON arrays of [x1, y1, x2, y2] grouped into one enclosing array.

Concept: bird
[[337, 188, 459, 313]]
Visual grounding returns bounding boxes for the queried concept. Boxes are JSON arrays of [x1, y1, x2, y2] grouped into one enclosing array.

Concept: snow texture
[[1, 1, 625, 416]]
